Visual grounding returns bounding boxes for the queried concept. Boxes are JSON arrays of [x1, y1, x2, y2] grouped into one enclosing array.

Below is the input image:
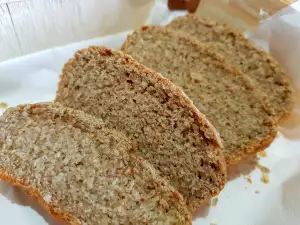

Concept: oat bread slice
[[167, 14, 294, 123], [122, 26, 277, 165], [0, 103, 192, 225], [55, 46, 226, 212]]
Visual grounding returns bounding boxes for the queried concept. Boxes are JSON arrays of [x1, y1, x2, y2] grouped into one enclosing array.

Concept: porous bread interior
[[122, 26, 277, 164], [167, 14, 294, 123], [55, 47, 226, 212], [0, 103, 191, 225]]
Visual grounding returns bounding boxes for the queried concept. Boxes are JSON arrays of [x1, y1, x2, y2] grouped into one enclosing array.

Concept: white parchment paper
[[0, 1, 300, 225]]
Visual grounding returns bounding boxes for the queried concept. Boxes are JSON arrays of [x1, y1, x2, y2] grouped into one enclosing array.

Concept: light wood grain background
[[0, 0, 295, 62]]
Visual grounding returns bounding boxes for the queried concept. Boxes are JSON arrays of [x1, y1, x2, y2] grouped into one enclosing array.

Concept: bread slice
[[167, 14, 294, 123], [122, 26, 277, 165], [55, 46, 226, 212], [0, 103, 192, 225]]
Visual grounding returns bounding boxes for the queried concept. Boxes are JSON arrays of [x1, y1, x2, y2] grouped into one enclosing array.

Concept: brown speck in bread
[[0, 103, 192, 225], [122, 26, 277, 165], [55, 46, 227, 212], [0, 102, 8, 108], [167, 14, 294, 123]]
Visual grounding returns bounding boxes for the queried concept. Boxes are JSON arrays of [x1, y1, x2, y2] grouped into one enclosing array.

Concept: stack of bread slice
[[55, 46, 226, 212], [0, 14, 293, 224]]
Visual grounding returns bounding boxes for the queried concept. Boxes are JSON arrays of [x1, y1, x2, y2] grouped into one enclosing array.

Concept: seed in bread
[[167, 14, 294, 123], [55, 46, 227, 212], [0, 103, 192, 225], [122, 26, 277, 165]]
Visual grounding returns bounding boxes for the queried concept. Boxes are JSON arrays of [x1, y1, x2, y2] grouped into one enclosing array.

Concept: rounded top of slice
[[167, 14, 294, 123], [122, 26, 277, 164], [0, 103, 192, 225], [56, 46, 227, 212]]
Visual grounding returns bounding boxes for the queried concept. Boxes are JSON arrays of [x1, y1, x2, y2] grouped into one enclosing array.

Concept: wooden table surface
[[0, 0, 296, 62]]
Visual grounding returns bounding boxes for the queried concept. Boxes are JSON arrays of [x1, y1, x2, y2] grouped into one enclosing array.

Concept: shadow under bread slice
[[0, 103, 192, 225], [55, 46, 226, 213], [122, 26, 277, 165], [167, 14, 294, 123]]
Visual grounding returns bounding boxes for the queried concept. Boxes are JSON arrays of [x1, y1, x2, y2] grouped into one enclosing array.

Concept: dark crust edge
[[121, 25, 278, 165], [0, 171, 81, 225]]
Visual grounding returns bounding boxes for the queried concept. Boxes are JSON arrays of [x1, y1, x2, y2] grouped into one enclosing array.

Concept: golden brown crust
[[225, 126, 277, 165], [0, 172, 81, 225]]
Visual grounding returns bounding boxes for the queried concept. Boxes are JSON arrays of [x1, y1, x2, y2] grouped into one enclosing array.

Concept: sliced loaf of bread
[[167, 14, 294, 122], [0, 103, 192, 225], [122, 26, 277, 164], [55, 46, 226, 212]]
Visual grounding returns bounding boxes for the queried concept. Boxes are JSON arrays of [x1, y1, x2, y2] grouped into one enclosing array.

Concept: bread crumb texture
[[122, 26, 277, 165], [55, 46, 226, 212], [0, 103, 192, 225], [167, 14, 294, 123]]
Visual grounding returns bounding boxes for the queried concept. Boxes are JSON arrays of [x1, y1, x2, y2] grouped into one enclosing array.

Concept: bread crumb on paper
[[258, 150, 267, 158], [256, 164, 270, 184], [259, 9, 269, 21], [0, 102, 8, 108], [210, 223, 217, 225], [261, 173, 270, 184], [245, 176, 252, 184], [257, 164, 270, 173], [255, 190, 260, 194], [211, 198, 218, 207]]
